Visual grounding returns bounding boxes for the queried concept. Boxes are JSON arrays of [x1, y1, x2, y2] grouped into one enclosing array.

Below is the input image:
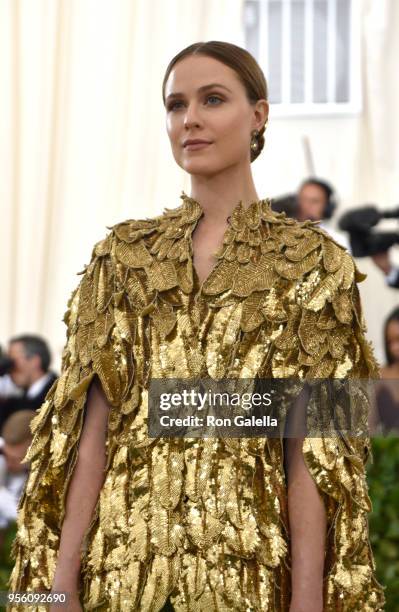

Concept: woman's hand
[[49, 589, 82, 612], [49, 573, 82, 612], [289, 594, 323, 612]]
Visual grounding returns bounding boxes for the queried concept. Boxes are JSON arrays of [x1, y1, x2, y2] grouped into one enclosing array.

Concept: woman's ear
[[253, 99, 269, 132]]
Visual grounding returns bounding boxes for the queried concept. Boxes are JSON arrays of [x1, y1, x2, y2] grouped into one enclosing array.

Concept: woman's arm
[[51, 376, 110, 595], [284, 387, 326, 612], [285, 435, 326, 612]]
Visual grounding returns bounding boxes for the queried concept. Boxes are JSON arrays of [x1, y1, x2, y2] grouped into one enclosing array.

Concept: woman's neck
[[188, 173, 260, 225]]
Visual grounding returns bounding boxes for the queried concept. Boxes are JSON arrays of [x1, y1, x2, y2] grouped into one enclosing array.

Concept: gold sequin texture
[[7, 192, 385, 611]]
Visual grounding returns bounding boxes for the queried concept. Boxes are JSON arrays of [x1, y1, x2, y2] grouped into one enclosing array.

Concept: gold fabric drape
[[8, 194, 385, 611]]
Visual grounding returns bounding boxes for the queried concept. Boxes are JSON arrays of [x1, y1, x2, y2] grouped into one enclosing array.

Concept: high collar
[[111, 189, 302, 306], [138, 190, 286, 302], [109, 191, 350, 332], [179, 190, 276, 229]]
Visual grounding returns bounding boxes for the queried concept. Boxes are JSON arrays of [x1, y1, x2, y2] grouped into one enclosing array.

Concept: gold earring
[[250, 129, 259, 153]]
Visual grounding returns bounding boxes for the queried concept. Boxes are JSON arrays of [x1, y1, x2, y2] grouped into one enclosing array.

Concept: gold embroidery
[[8, 193, 385, 611]]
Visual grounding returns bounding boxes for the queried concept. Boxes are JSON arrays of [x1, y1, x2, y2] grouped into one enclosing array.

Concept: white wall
[[250, 0, 399, 365]]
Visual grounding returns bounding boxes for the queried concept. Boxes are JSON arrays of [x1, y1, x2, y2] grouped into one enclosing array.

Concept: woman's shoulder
[[101, 215, 160, 248], [271, 214, 365, 286], [98, 204, 187, 250], [278, 214, 349, 252], [76, 205, 189, 287]]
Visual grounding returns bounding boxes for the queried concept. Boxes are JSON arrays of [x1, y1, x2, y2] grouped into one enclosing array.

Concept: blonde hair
[[2, 410, 35, 445]]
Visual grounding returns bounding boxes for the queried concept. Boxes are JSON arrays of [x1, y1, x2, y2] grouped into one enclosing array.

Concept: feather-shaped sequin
[[150, 300, 177, 338], [232, 254, 277, 296], [240, 292, 266, 332], [306, 266, 345, 311], [322, 237, 344, 272], [139, 555, 181, 612], [298, 309, 326, 354], [275, 248, 321, 280], [152, 445, 184, 510], [115, 240, 153, 268], [147, 259, 178, 291], [284, 231, 321, 261]]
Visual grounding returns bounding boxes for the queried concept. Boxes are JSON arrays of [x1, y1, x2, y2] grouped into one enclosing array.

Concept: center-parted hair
[[162, 41, 268, 163]]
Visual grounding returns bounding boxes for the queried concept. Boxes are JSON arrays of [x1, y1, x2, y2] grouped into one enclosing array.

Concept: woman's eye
[[206, 95, 222, 105], [168, 101, 183, 111], [167, 95, 223, 112]]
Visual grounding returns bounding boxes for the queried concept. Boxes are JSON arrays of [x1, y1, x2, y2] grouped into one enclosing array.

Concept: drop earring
[[250, 129, 259, 153]]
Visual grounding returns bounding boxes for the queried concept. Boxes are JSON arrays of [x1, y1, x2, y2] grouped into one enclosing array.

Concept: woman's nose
[[184, 102, 201, 128]]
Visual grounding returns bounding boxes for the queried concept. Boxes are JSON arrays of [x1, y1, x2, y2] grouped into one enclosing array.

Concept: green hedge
[[367, 436, 399, 611], [0, 523, 16, 611]]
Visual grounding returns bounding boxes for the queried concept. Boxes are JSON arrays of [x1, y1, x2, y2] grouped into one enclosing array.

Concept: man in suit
[[0, 335, 58, 434]]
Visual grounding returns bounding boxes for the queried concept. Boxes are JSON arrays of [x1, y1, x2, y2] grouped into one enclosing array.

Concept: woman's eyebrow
[[166, 83, 232, 101]]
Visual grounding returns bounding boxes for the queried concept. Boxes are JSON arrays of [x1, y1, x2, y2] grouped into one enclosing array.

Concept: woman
[[382, 306, 399, 378], [8, 41, 385, 611], [372, 307, 399, 434]]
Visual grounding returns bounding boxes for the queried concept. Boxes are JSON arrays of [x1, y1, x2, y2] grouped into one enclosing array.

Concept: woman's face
[[386, 320, 399, 364], [164, 55, 268, 176]]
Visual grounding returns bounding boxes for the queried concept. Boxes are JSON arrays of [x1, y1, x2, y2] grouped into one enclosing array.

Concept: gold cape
[[8, 193, 386, 611]]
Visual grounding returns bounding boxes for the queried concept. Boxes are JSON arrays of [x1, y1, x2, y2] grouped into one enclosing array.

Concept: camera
[[338, 205, 399, 257], [0, 346, 14, 376]]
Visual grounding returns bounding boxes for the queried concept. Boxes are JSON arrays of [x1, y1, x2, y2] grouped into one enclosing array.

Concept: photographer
[[272, 177, 351, 250], [0, 335, 58, 433]]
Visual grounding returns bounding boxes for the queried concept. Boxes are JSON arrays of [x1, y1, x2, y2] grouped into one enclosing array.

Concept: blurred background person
[[0, 376, 22, 401], [0, 346, 23, 400], [296, 177, 337, 222], [371, 307, 399, 435], [381, 307, 399, 379], [0, 410, 34, 552], [271, 177, 351, 250], [0, 335, 57, 432]]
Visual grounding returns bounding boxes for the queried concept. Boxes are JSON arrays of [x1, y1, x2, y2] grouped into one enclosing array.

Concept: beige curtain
[[2, 0, 398, 367], [358, 0, 399, 204], [353, 0, 399, 363], [0, 0, 244, 368]]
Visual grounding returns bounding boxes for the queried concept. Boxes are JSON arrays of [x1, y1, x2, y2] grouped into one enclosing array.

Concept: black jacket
[[0, 372, 58, 434]]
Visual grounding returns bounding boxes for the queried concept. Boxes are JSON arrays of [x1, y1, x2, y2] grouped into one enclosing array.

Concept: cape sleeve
[[7, 228, 135, 600], [273, 232, 386, 611]]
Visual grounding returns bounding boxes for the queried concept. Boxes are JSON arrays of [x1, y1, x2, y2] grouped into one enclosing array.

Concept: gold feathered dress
[[8, 193, 385, 611]]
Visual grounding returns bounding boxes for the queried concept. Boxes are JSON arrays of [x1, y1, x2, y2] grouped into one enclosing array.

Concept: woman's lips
[[184, 142, 212, 151]]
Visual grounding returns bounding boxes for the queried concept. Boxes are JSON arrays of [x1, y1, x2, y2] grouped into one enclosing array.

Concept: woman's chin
[[181, 159, 225, 177]]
